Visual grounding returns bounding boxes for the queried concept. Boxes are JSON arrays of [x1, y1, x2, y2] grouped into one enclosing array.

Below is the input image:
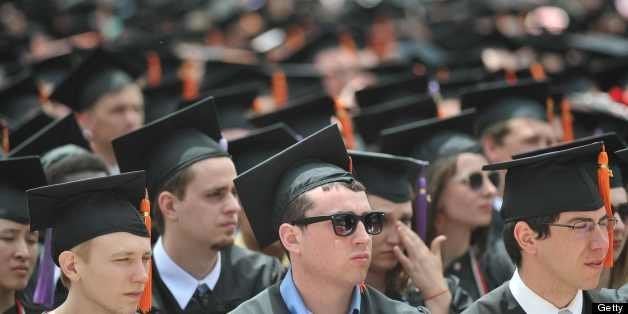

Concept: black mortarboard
[[50, 48, 143, 112], [113, 96, 228, 198], [8, 110, 55, 150], [0, 157, 47, 224], [31, 52, 80, 87], [0, 73, 41, 131], [228, 123, 299, 174], [590, 58, 628, 92], [349, 150, 427, 203], [513, 133, 626, 188], [484, 142, 605, 221], [276, 63, 325, 101], [566, 33, 628, 59], [28, 171, 149, 266], [353, 95, 437, 144], [616, 148, 628, 187], [142, 78, 184, 123], [460, 79, 549, 136], [234, 124, 355, 248], [570, 110, 628, 142], [8, 114, 89, 158], [355, 75, 428, 109], [380, 109, 480, 162], [179, 82, 261, 129], [249, 93, 336, 137]]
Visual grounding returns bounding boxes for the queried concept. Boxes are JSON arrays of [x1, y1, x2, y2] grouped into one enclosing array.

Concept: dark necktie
[[184, 284, 228, 314]]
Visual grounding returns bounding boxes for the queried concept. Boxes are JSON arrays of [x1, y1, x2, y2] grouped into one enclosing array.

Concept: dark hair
[[45, 153, 109, 184], [502, 213, 560, 266], [482, 119, 512, 146], [152, 165, 196, 234]]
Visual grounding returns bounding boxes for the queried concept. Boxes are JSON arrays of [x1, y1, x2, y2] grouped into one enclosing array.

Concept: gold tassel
[[333, 98, 356, 149], [597, 146, 614, 268], [146, 51, 162, 88], [561, 99, 574, 142], [272, 69, 288, 108], [138, 189, 152, 313]]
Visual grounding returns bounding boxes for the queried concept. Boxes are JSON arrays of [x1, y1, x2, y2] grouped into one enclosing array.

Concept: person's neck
[[91, 141, 117, 169], [51, 288, 112, 314], [291, 263, 356, 314], [519, 264, 579, 308], [365, 268, 387, 293], [162, 232, 219, 280], [438, 220, 472, 267], [0, 288, 15, 313]]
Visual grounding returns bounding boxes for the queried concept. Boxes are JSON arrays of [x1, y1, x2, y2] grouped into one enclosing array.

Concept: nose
[[13, 239, 31, 260], [385, 224, 400, 246], [132, 259, 150, 284], [223, 192, 242, 216], [482, 175, 498, 198], [590, 222, 610, 252], [352, 221, 371, 246]]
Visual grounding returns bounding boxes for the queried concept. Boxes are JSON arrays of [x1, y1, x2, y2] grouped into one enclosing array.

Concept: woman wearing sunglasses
[[0, 158, 47, 314], [380, 110, 515, 302]]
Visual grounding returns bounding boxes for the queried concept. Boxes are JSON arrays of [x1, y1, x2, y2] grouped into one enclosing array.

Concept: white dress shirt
[[153, 237, 221, 309], [509, 268, 583, 314]]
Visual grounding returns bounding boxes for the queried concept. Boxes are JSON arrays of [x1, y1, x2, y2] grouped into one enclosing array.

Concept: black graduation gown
[[151, 245, 284, 314], [462, 282, 628, 314], [445, 242, 514, 301], [400, 275, 474, 314], [2, 293, 46, 314], [229, 282, 429, 314]]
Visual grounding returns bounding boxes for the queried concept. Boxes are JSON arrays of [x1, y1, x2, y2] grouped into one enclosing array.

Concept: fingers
[[430, 235, 447, 260], [393, 245, 412, 270], [396, 221, 428, 255]]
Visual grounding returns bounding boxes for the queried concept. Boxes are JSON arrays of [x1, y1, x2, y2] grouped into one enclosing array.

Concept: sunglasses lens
[[364, 212, 384, 235], [331, 214, 357, 236], [468, 173, 484, 191], [488, 172, 501, 188]]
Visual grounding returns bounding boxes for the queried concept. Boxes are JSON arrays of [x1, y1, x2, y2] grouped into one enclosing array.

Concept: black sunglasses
[[461, 171, 500, 191], [613, 203, 628, 221], [292, 212, 385, 237]]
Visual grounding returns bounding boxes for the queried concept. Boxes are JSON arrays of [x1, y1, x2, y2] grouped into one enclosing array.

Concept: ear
[[514, 221, 538, 257], [158, 191, 179, 223], [279, 223, 301, 256], [481, 135, 501, 163], [58, 251, 81, 282]]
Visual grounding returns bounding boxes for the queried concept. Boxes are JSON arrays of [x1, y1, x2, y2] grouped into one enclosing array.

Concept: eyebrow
[[112, 250, 152, 258], [565, 215, 609, 224]]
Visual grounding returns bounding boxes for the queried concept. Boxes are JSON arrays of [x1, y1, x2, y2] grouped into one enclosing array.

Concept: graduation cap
[[27, 171, 149, 266], [8, 110, 55, 150], [275, 63, 325, 101], [380, 109, 480, 162], [49, 48, 143, 112], [249, 93, 336, 137], [113, 96, 228, 198], [31, 52, 80, 87], [617, 148, 628, 187], [0, 157, 47, 224], [8, 114, 89, 158], [353, 95, 437, 144], [355, 74, 428, 109], [234, 124, 355, 248], [513, 133, 626, 188], [590, 58, 628, 92], [0, 73, 42, 131], [483, 141, 614, 259], [142, 77, 184, 123], [228, 123, 299, 174], [349, 150, 427, 203], [565, 33, 628, 59], [570, 110, 628, 142], [460, 79, 549, 136], [179, 82, 261, 129]]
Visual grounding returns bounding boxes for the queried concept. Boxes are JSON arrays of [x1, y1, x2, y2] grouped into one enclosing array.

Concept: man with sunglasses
[[464, 142, 627, 314], [232, 125, 425, 313]]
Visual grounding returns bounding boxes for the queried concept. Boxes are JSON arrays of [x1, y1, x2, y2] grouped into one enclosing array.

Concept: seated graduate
[[464, 142, 628, 313], [231, 125, 428, 313]]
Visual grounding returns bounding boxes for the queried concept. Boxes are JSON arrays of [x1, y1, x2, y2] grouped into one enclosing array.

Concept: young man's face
[[0, 219, 38, 291], [170, 157, 241, 250], [73, 232, 151, 314], [297, 185, 373, 288], [80, 84, 144, 148], [484, 117, 557, 164], [367, 194, 412, 273], [535, 207, 610, 290]]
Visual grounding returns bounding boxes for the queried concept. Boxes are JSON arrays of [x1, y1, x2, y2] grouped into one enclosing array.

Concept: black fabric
[[484, 142, 605, 221], [234, 125, 353, 248], [462, 282, 628, 314], [8, 114, 89, 158], [7, 110, 54, 151], [230, 282, 428, 313], [228, 123, 299, 174], [0, 74, 41, 132], [355, 75, 429, 110], [27, 171, 149, 266], [0, 157, 47, 224], [150, 245, 284, 314]]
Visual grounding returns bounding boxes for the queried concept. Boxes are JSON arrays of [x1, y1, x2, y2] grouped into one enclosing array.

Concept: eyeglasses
[[544, 218, 618, 237], [459, 171, 500, 191], [292, 212, 385, 237], [613, 203, 628, 221]]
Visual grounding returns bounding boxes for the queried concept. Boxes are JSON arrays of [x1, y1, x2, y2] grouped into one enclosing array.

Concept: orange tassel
[[529, 63, 546, 81], [359, 281, 367, 294], [1, 119, 9, 155], [560, 99, 574, 142], [505, 69, 517, 85], [180, 60, 199, 101], [146, 51, 162, 88], [138, 189, 152, 313], [333, 98, 356, 149], [597, 146, 614, 268], [272, 69, 288, 108], [546, 97, 555, 123]]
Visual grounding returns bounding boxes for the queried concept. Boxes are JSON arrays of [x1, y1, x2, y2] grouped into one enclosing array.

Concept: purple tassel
[[414, 176, 429, 240], [33, 228, 55, 308]]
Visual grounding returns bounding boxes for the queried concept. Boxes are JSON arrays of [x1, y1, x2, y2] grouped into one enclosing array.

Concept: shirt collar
[[509, 268, 583, 314], [153, 237, 221, 309], [279, 268, 361, 314]]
